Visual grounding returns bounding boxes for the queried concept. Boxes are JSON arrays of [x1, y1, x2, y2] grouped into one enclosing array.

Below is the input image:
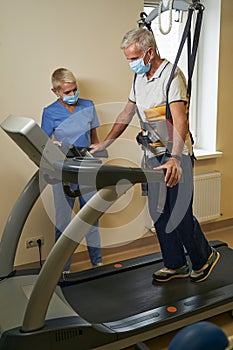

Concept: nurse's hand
[[53, 140, 62, 146]]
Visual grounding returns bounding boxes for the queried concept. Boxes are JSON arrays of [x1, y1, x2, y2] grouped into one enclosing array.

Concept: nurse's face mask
[[62, 90, 80, 105], [57, 82, 80, 105]]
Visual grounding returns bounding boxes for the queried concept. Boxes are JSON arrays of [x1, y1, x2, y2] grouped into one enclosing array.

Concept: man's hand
[[155, 157, 182, 187], [89, 140, 110, 154]]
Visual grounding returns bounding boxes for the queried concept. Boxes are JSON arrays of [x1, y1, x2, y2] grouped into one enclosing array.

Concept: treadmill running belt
[[62, 244, 233, 323]]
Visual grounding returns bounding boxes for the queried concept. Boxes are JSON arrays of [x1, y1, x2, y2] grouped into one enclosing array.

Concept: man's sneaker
[[93, 262, 103, 268], [190, 248, 220, 283], [153, 264, 190, 282]]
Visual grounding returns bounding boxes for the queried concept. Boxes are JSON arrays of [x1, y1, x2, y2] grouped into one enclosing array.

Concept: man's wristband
[[171, 154, 182, 161]]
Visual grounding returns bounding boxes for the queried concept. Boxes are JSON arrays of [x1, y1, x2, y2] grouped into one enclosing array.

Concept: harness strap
[[166, 4, 204, 122], [134, 5, 204, 155], [165, 7, 193, 121], [187, 5, 204, 109]]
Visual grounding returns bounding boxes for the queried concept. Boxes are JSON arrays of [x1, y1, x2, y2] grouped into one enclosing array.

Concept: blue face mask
[[62, 90, 80, 105], [129, 54, 151, 75]]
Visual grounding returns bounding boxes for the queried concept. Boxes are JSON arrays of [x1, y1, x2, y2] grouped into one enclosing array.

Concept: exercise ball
[[168, 321, 229, 350]]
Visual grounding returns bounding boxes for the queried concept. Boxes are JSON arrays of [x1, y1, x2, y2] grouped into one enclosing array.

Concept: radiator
[[193, 171, 221, 223]]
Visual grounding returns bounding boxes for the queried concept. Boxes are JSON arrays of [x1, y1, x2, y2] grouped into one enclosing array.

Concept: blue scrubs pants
[[52, 182, 102, 271]]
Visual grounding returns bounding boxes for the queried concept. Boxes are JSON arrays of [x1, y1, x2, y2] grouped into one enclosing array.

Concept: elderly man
[[91, 28, 219, 283]]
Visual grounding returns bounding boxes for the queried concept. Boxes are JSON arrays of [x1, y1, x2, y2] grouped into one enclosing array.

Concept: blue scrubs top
[[41, 98, 99, 147]]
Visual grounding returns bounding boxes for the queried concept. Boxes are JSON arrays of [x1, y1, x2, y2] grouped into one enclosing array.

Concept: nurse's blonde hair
[[51, 68, 77, 91]]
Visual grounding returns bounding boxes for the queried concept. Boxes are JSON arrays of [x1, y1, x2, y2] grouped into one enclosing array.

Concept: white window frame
[[194, 0, 222, 159], [144, 0, 222, 160]]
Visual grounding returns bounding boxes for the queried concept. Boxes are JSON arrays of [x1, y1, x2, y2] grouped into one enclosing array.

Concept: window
[[144, 0, 222, 159]]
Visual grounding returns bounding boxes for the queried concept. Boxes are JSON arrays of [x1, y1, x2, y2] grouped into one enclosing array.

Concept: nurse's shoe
[[153, 264, 190, 282], [62, 270, 70, 280]]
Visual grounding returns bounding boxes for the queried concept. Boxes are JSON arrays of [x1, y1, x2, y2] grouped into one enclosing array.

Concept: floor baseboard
[[201, 218, 233, 232], [16, 218, 233, 272]]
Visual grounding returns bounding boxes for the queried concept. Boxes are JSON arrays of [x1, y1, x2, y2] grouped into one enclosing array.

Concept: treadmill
[[0, 115, 233, 350]]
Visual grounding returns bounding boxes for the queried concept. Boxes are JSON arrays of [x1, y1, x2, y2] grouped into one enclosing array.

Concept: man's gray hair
[[121, 28, 157, 52], [51, 68, 76, 91]]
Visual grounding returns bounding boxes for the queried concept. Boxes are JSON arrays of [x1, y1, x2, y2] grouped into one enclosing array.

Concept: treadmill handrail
[[0, 171, 47, 278], [22, 183, 133, 332], [52, 159, 165, 188], [0, 115, 165, 332], [22, 170, 164, 332]]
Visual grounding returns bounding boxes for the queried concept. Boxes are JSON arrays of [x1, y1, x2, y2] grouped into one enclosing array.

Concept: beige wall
[[0, 0, 144, 265], [0, 0, 232, 266]]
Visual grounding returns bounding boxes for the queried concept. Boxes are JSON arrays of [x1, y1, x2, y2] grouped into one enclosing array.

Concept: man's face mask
[[129, 51, 151, 74]]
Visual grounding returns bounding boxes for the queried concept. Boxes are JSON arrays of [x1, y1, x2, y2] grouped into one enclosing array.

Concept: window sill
[[194, 148, 223, 160]]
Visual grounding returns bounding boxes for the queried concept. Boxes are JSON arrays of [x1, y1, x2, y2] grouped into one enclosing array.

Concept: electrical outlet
[[25, 236, 44, 249]]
